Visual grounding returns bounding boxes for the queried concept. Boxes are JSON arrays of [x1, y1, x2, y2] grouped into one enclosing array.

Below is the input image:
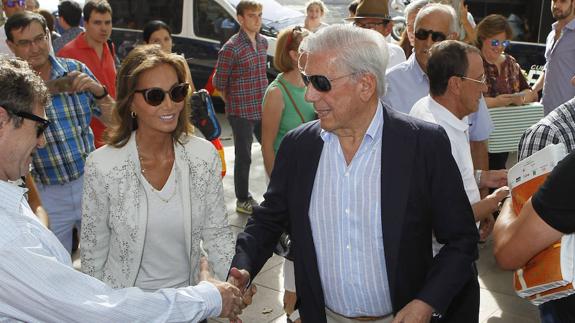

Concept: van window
[[194, 0, 238, 43], [110, 0, 184, 34]]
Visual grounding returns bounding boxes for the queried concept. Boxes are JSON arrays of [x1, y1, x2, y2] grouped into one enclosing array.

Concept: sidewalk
[[210, 114, 540, 323]]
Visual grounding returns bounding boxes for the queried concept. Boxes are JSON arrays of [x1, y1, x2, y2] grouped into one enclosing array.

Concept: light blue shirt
[[0, 180, 221, 322], [542, 19, 575, 115], [309, 103, 393, 317], [383, 54, 493, 141]]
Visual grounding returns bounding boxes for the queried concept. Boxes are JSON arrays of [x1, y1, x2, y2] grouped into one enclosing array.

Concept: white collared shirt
[[410, 96, 480, 255]]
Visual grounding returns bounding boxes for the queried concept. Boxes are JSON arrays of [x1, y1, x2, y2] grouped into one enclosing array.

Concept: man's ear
[[0, 106, 10, 133], [6, 39, 16, 55], [358, 73, 377, 101], [447, 75, 462, 95]]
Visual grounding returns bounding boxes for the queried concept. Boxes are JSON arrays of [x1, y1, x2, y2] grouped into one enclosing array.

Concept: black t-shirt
[[531, 150, 575, 319], [532, 150, 575, 234]]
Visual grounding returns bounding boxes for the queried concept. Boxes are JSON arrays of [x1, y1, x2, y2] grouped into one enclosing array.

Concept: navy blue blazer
[[232, 105, 479, 322]]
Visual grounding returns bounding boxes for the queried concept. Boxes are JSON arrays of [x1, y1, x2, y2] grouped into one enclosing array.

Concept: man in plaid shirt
[[5, 11, 113, 253], [213, 0, 268, 215], [518, 97, 575, 161]]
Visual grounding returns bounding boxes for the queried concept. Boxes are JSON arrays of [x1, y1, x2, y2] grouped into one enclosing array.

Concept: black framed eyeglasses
[[490, 39, 510, 48], [301, 72, 355, 92], [4, 0, 25, 8], [414, 28, 447, 42], [10, 110, 51, 138], [134, 83, 189, 106]]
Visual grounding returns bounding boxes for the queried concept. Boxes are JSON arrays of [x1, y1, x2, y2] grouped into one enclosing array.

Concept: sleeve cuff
[[196, 281, 222, 319]]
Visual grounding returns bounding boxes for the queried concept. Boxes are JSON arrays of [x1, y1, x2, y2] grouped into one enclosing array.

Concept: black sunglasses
[[414, 28, 447, 42], [301, 72, 354, 92], [134, 83, 189, 106], [11, 110, 51, 138]]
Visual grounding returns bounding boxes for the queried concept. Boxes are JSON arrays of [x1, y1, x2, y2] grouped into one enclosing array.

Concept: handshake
[[199, 258, 256, 322]]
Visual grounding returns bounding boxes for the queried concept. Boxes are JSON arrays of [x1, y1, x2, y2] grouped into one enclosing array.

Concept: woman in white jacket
[[81, 45, 234, 290]]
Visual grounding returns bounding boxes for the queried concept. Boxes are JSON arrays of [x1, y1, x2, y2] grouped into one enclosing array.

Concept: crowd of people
[[1, 0, 575, 322]]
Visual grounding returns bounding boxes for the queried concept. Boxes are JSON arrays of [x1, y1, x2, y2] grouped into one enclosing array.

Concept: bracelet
[[92, 85, 108, 100], [474, 169, 482, 186]]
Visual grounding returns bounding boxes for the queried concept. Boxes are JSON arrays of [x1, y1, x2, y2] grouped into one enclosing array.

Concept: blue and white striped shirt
[[309, 103, 393, 317], [0, 180, 222, 322]]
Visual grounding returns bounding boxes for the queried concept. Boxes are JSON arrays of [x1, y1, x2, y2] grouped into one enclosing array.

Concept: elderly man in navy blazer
[[229, 24, 479, 323]]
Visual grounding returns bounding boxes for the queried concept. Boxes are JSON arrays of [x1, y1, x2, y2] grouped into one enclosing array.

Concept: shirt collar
[[238, 29, 261, 45], [74, 32, 92, 49], [320, 101, 384, 143], [428, 96, 469, 132], [0, 180, 27, 214], [49, 55, 67, 79]]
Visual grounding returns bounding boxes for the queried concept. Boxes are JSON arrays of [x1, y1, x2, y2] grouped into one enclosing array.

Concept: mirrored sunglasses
[[4, 0, 25, 8], [490, 39, 511, 48], [414, 29, 447, 42], [134, 83, 189, 106], [300, 72, 354, 92]]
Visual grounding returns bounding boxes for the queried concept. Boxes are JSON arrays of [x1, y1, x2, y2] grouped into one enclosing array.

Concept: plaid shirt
[[518, 98, 575, 161], [32, 56, 100, 185], [213, 29, 268, 120]]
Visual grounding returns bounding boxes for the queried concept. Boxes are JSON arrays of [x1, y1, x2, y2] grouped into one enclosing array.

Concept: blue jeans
[[227, 115, 261, 201], [37, 176, 84, 254]]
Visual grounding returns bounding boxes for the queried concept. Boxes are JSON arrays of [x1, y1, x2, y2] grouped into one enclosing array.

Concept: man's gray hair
[[299, 24, 388, 97], [414, 3, 457, 35], [0, 56, 49, 127], [405, 0, 430, 18]]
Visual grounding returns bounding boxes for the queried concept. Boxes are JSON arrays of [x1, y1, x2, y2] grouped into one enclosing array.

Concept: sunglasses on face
[[300, 72, 354, 92], [490, 39, 510, 48], [4, 0, 25, 8], [134, 83, 189, 106], [9, 109, 51, 138], [414, 29, 447, 42]]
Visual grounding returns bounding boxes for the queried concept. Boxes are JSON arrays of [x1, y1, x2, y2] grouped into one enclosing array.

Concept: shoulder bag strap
[[277, 78, 306, 123]]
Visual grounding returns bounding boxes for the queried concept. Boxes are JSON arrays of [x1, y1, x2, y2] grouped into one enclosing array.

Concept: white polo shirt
[[410, 96, 480, 254]]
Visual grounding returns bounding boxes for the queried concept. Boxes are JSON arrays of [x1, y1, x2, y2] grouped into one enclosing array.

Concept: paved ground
[[206, 114, 541, 323]]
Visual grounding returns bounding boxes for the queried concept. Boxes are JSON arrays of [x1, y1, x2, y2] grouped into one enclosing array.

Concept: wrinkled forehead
[[298, 50, 341, 75]]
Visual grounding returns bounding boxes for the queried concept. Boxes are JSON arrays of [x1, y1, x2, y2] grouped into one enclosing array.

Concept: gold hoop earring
[[131, 111, 137, 118]]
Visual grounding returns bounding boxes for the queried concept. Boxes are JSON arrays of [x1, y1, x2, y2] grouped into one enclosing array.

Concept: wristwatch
[[93, 85, 108, 100], [474, 169, 482, 186]]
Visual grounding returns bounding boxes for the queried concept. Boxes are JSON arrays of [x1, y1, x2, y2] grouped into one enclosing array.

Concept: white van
[[109, 0, 304, 92]]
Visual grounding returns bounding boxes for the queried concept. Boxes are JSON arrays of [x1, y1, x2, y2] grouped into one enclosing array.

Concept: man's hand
[[392, 299, 434, 323], [228, 267, 257, 308], [199, 258, 244, 321], [67, 71, 106, 97], [480, 169, 507, 189]]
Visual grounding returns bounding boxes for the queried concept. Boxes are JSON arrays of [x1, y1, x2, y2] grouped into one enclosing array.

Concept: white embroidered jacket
[[80, 132, 234, 289]]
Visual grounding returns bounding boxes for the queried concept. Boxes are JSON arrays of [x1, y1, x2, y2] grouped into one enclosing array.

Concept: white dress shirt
[[0, 180, 222, 322]]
